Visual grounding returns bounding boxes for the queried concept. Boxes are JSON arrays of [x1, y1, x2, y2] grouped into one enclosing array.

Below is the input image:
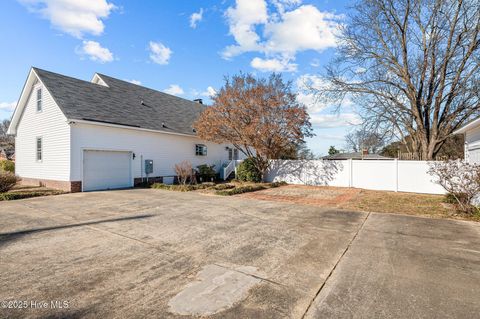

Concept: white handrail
[[223, 160, 235, 180]]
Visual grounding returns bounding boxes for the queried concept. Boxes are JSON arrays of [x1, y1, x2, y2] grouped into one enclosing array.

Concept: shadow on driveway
[[0, 214, 155, 247]]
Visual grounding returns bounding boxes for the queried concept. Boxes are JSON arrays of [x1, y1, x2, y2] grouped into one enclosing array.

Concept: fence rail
[[397, 152, 450, 161], [265, 159, 445, 195]]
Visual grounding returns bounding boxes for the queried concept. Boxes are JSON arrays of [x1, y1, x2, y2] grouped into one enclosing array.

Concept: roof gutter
[[453, 117, 480, 134], [68, 119, 198, 139]]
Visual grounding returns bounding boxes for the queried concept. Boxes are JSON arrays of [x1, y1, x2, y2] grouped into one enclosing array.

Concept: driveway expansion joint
[[300, 211, 371, 319]]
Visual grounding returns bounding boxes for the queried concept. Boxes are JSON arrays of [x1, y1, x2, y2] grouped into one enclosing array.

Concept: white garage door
[[83, 150, 132, 191]]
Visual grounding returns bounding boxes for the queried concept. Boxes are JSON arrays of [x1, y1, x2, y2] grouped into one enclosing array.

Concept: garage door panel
[[83, 150, 132, 191]]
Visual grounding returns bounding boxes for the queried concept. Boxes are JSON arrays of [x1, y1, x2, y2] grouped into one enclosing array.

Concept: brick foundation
[[134, 176, 163, 186], [19, 177, 82, 193]]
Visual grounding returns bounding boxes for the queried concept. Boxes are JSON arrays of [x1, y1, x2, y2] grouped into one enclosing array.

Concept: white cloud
[[315, 133, 346, 141], [149, 41, 172, 65], [19, 0, 116, 38], [190, 8, 203, 28], [295, 74, 354, 113], [201, 86, 216, 97], [77, 40, 114, 63], [250, 57, 297, 72], [222, 0, 340, 72], [310, 113, 361, 128], [296, 74, 330, 113], [164, 84, 184, 96], [0, 101, 17, 112], [222, 0, 268, 59], [126, 79, 141, 85], [264, 5, 338, 54]]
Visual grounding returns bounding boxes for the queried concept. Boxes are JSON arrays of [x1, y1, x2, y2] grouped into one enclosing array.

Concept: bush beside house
[[236, 158, 262, 183], [429, 160, 480, 215], [0, 172, 20, 193], [0, 160, 15, 173]]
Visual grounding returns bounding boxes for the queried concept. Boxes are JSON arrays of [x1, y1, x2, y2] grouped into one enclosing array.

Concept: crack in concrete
[[300, 211, 371, 319], [213, 263, 286, 287]]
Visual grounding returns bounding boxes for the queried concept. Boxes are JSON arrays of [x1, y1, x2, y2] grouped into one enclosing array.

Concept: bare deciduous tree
[[174, 160, 194, 185], [316, 0, 480, 160], [194, 73, 313, 180], [345, 128, 387, 153], [0, 120, 14, 150]]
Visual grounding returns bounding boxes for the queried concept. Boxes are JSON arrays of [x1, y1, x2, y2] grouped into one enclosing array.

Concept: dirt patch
[[239, 185, 361, 207], [240, 185, 477, 221]]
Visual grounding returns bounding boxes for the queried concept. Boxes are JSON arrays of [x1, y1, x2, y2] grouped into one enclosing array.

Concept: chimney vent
[[193, 98, 203, 104], [362, 149, 369, 156]]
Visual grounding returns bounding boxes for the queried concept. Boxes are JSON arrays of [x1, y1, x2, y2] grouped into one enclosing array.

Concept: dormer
[[91, 73, 109, 87]]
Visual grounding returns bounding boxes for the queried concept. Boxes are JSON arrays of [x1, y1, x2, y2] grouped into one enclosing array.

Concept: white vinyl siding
[[15, 81, 71, 181], [466, 126, 480, 164], [468, 148, 480, 164], [70, 123, 246, 181]]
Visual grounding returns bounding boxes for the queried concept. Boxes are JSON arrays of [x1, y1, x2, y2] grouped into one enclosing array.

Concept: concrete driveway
[[0, 189, 479, 318]]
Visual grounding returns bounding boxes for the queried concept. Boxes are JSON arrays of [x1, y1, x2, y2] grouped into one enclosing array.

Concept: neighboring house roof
[[9, 67, 207, 136], [453, 116, 480, 134], [322, 152, 393, 160], [0, 148, 14, 160]]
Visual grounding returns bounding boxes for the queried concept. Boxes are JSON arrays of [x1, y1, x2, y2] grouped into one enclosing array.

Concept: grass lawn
[[0, 185, 66, 201], [337, 189, 480, 221]]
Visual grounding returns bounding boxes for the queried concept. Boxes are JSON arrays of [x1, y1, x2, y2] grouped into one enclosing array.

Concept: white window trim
[[195, 144, 207, 156], [36, 136, 43, 162]]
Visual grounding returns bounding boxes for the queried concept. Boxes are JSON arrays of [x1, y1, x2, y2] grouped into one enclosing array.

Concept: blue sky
[[0, 0, 358, 155]]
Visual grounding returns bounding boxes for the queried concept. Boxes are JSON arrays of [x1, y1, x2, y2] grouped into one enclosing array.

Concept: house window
[[228, 148, 239, 160], [195, 144, 207, 156], [36, 137, 42, 161], [36, 88, 42, 112]]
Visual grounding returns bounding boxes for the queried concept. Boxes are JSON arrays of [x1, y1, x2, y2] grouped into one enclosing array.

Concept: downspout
[[141, 155, 144, 183]]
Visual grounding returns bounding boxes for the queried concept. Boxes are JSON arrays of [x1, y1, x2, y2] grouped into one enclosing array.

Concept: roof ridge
[[33, 67, 101, 87], [95, 73, 207, 107]]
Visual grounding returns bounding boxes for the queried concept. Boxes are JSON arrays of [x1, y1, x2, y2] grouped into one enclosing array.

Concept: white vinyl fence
[[265, 159, 445, 195]]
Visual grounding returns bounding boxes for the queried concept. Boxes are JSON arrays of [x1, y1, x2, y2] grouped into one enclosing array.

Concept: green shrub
[[197, 164, 216, 182], [444, 192, 469, 204], [0, 190, 64, 201], [0, 172, 19, 193], [213, 183, 235, 190], [216, 184, 266, 196], [0, 160, 14, 173], [151, 183, 213, 192], [201, 182, 216, 187], [270, 181, 287, 188], [151, 183, 172, 190], [236, 158, 262, 182]]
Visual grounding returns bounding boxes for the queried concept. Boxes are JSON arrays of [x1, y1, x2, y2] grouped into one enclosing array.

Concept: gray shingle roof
[[34, 68, 206, 136], [322, 152, 392, 160]]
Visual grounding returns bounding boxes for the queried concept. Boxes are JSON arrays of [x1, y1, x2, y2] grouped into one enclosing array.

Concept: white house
[[7, 67, 243, 192], [454, 117, 480, 164]]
